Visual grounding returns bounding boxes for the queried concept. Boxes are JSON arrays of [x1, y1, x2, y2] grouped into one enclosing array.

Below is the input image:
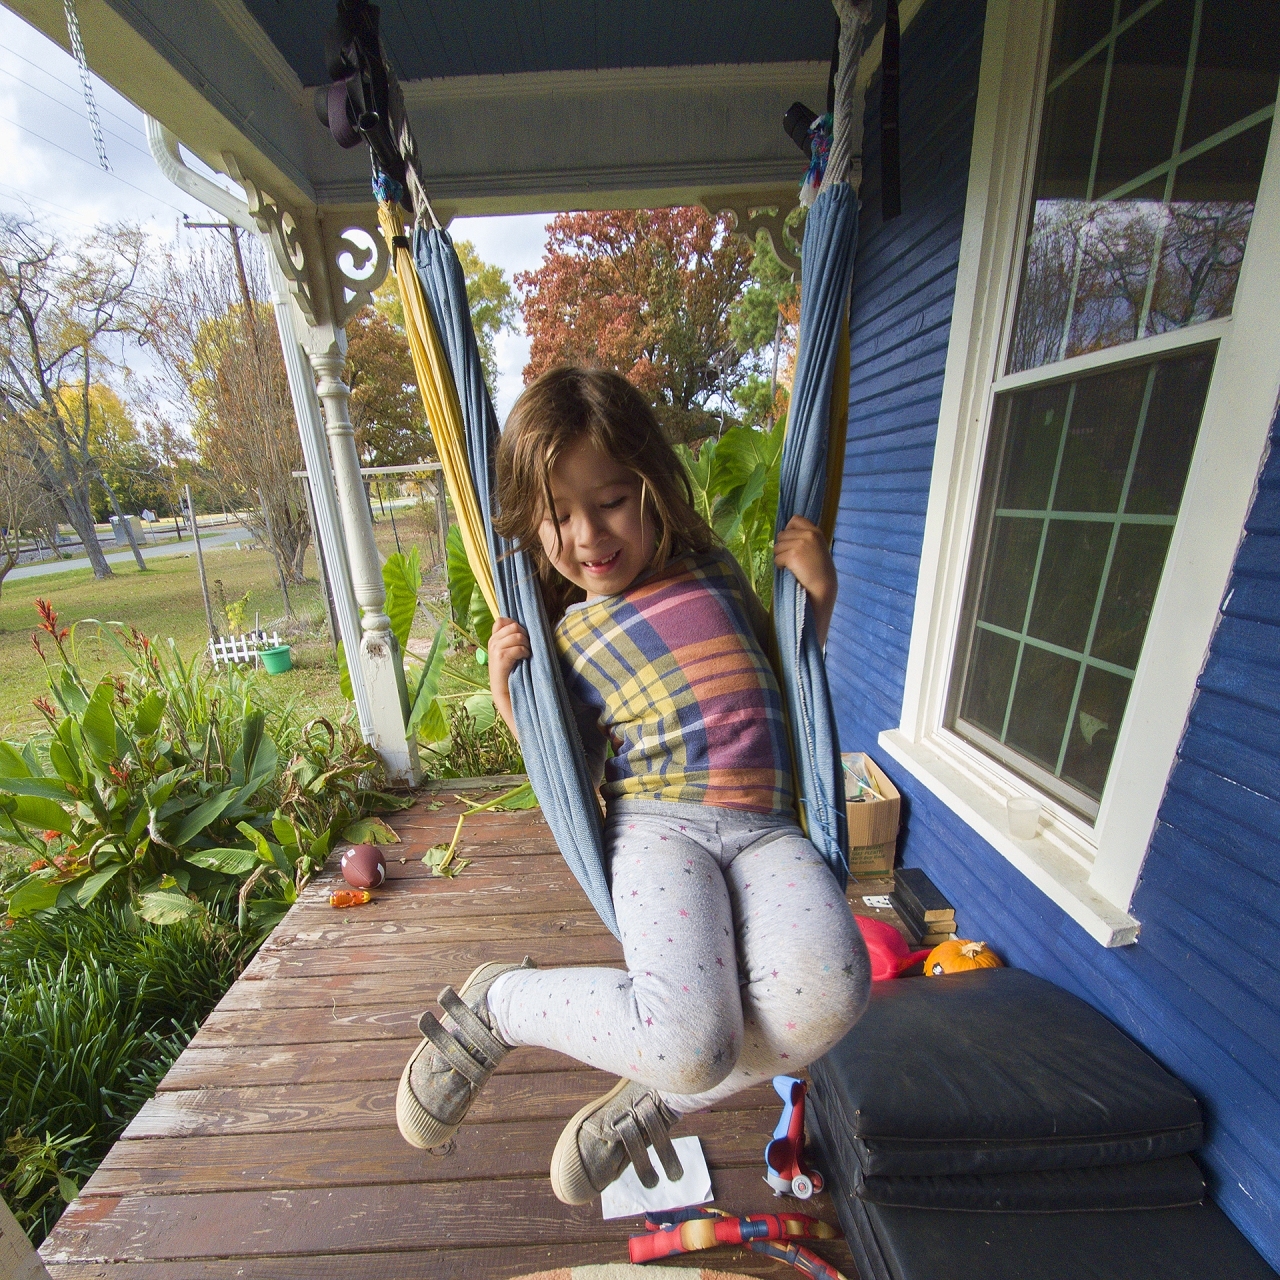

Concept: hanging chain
[[63, 0, 111, 172]]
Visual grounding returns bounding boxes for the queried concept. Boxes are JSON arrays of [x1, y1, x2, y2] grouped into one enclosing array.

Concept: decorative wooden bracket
[[222, 153, 389, 330], [702, 190, 804, 275]]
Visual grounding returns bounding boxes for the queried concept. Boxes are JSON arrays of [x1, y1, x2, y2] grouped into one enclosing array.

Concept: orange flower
[[28, 859, 48, 871]]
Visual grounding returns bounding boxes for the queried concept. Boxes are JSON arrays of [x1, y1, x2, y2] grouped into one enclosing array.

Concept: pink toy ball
[[341, 843, 386, 889]]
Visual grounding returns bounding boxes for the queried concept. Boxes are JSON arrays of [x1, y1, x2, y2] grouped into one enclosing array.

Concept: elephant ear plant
[[0, 601, 407, 936]]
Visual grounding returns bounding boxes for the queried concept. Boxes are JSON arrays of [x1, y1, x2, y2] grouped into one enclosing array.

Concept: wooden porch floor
[[40, 783, 860, 1279]]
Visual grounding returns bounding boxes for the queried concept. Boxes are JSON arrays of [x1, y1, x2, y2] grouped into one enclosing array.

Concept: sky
[[0, 5, 548, 419]]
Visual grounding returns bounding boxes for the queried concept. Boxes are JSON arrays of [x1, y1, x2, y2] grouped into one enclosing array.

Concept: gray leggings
[[486, 800, 870, 1114]]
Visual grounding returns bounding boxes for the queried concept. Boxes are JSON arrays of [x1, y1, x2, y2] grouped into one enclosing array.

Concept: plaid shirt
[[555, 548, 794, 814]]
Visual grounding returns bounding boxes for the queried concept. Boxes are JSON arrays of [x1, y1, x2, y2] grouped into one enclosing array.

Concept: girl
[[397, 367, 869, 1205]]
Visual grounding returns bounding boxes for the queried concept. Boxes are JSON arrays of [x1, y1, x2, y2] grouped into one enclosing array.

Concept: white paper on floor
[[861, 894, 894, 910], [600, 1135, 713, 1220]]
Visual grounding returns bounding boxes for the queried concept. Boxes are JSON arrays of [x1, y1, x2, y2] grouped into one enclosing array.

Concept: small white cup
[[1007, 796, 1042, 839]]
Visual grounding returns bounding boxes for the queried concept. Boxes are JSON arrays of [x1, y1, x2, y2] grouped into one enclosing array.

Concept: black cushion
[[858, 1157, 1205, 1212], [810, 967, 1202, 1177], [808, 1087, 1205, 1213], [859, 1199, 1277, 1280]]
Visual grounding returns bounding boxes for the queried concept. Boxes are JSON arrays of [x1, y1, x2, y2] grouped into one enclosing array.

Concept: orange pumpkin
[[925, 939, 1003, 976]]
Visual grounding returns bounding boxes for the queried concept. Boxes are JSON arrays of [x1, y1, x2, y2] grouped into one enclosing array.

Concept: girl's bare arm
[[774, 516, 838, 647]]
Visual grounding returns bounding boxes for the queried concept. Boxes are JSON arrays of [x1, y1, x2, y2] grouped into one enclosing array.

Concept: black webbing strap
[[881, 0, 902, 221]]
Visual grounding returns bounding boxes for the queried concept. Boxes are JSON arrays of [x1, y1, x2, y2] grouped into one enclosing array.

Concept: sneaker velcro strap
[[438, 986, 507, 1068], [615, 1110, 660, 1189], [417, 1010, 491, 1089], [636, 1094, 684, 1183]]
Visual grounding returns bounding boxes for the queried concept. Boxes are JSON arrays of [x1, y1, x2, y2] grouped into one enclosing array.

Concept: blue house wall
[[826, 0, 1280, 1267]]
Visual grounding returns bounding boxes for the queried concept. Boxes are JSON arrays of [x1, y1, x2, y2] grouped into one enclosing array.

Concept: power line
[[0, 110, 191, 217], [0, 42, 144, 137], [0, 66, 154, 161]]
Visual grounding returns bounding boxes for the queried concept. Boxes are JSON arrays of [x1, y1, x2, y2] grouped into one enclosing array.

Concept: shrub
[[0, 603, 406, 935], [0, 901, 257, 1244]]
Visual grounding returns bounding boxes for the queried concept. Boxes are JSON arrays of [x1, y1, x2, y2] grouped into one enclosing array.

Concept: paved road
[[7, 526, 250, 582]]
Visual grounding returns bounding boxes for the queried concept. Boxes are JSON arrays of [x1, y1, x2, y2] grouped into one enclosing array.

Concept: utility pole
[[187, 483, 217, 642]]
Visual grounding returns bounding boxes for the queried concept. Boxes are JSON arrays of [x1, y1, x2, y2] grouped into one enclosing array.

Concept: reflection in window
[[948, 350, 1213, 817], [1008, 0, 1280, 373]]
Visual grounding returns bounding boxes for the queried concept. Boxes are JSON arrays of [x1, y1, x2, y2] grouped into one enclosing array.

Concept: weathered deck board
[[39, 785, 859, 1279]]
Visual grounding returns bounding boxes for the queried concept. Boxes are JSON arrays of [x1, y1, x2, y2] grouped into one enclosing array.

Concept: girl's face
[[538, 436, 655, 599]]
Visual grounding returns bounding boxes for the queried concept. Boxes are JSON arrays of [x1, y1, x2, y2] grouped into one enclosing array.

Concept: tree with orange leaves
[[516, 208, 755, 445]]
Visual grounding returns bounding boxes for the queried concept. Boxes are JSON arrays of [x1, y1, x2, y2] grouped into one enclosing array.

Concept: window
[[949, 349, 1213, 817], [882, 0, 1280, 944], [1009, 0, 1278, 372]]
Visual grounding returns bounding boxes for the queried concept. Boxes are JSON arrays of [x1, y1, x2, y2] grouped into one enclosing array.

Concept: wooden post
[[435, 469, 450, 558], [187, 484, 218, 643]]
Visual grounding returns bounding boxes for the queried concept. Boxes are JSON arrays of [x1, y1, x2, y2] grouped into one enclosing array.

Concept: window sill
[[878, 729, 1141, 948]]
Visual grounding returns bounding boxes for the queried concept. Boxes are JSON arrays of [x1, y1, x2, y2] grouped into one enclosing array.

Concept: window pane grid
[[1052, 363, 1156, 775], [974, 621, 1137, 682], [995, 382, 1076, 743], [1007, 0, 1279, 374], [1093, 102, 1276, 206], [980, 367, 1161, 765]]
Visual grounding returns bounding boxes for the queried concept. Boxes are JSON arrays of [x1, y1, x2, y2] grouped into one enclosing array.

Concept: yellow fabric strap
[[377, 202, 500, 622], [818, 304, 851, 543]]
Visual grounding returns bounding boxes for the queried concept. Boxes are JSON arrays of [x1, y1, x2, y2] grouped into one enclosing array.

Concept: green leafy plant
[[0, 601, 402, 933], [336, 543, 518, 778], [0, 901, 257, 1244], [676, 419, 785, 608]]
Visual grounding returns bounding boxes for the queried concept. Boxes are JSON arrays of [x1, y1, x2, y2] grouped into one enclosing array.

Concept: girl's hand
[[488, 617, 531, 738], [774, 516, 838, 647]]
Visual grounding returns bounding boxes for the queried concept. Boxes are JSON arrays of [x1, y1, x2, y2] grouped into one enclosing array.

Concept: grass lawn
[[0, 505, 449, 740]]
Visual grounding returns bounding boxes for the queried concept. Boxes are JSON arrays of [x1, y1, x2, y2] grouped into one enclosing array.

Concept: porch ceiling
[[4, 0, 868, 220]]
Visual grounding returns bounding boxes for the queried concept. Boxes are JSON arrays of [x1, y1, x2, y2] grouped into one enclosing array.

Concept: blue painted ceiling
[[242, 0, 840, 87]]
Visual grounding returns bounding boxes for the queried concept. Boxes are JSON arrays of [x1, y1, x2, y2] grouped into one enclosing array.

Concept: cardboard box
[[842, 752, 901, 877]]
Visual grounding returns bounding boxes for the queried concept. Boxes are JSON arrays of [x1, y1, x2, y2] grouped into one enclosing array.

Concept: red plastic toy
[[765, 1074, 825, 1199]]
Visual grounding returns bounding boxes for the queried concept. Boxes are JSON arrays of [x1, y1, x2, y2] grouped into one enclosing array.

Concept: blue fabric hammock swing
[[348, 0, 872, 938]]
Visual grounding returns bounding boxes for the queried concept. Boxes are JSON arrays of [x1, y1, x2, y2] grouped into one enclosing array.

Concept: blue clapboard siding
[[825, 0, 1280, 1267], [825, 0, 985, 748]]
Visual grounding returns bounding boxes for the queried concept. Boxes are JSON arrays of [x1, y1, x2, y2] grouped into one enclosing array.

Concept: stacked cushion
[[807, 968, 1275, 1278]]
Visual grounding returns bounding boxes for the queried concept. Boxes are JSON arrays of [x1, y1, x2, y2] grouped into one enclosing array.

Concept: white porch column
[[145, 118, 419, 785], [304, 326, 421, 783]]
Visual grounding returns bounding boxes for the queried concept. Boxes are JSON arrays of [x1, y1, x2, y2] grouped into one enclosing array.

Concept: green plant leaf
[[340, 815, 400, 845], [171, 789, 239, 846], [0, 776, 76, 803], [58, 1174, 80, 1204], [382, 548, 422, 653], [239, 734, 278, 799], [231, 709, 266, 787], [0, 740, 33, 777], [417, 696, 450, 748], [132, 691, 167, 737], [136, 887, 203, 924], [406, 620, 449, 736], [464, 692, 497, 734], [73, 863, 124, 905], [336, 639, 353, 701], [185, 847, 259, 875], [469, 583, 494, 647], [80, 678, 119, 765], [446, 525, 477, 630], [4, 794, 73, 833], [7, 873, 62, 917], [48, 736, 80, 785]]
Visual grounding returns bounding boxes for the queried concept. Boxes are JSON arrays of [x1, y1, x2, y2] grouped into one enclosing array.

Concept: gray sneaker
[[550, 1078, 683, 1205], [396, 957, 533, 1149]]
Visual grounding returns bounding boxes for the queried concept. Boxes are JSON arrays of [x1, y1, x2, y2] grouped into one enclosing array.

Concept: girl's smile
[[538, 438, 655, 600]]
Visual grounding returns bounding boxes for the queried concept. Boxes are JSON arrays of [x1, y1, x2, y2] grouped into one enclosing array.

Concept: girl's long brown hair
[[495, 367, 715, 620]]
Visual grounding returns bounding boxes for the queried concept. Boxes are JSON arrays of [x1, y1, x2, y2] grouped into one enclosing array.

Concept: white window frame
[[879, 0, 1280, 947]]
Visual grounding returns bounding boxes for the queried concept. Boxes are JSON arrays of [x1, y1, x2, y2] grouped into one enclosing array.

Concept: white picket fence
[[207, 632, 281, 668]]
